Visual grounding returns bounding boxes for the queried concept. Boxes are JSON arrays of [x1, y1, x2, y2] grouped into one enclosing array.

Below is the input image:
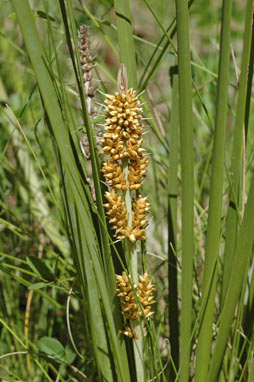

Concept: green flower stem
[[123, 158, 132, 229], [122, 157, 144, 382], [114, 0, 143, 378]]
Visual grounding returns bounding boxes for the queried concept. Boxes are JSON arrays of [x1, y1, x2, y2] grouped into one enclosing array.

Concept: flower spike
[[102, 66, 150, 242]]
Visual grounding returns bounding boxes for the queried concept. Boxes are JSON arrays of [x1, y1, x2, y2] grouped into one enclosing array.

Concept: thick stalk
[[123, 158, 144, 382], [195, 0, 232, 381], [114, 0, 137, 89], [221, 0, 254, 306], [114, 0, 143, 378], [175, 1, 194, 381], [208, 173, 254, 381]]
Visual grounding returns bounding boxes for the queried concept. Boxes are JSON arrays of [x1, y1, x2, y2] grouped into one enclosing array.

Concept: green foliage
[[26, 256, 54, 281], [37, 337, 66, 362], [1, 0, 254, 381]]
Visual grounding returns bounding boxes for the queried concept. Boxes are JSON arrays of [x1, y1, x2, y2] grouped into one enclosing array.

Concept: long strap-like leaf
[[10, 1, 129, 380], [195, 0, 232, 380], [175, 1, 194, 381]]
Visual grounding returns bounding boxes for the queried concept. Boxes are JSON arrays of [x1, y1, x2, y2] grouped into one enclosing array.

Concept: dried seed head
[[79, 26, 102, 161], [117, 64, 128, 94], [78, 25, 95, 99], [80, 133, 91, 160]]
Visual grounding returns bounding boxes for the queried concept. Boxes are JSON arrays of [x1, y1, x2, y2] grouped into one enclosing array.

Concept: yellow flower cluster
[[101, 160, 126, 191], [102, 86, 149, 242], [102, 89, 144, 160], [104, 189, 128, 240], [116, 272, 155, 338]]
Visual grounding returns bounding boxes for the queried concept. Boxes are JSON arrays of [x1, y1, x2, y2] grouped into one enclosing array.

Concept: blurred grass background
[[0, 0, 254, 381]]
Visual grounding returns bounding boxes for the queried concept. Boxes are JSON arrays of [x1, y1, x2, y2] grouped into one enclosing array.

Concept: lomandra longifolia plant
[[6, 1, 254, 381], [79, 24, 156, 378], [102, 67, 150, 243], [101, 65, 156, 372]]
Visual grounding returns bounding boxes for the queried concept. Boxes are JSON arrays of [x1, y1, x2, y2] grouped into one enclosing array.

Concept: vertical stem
[[114, 0, 143, 379], [130, 245, 144, 382], [123, 157, 144, 382], [244, 12, 254, 140], [175, 1, 194, 381], [221, 0, 254, 306], [208, 172, 254, 381], [114, 0, 137, 89], [195, 0, 232, 381], [61, 0, 116, 297]]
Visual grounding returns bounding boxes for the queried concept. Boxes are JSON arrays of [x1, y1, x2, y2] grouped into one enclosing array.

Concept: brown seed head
[[78, 25, 95, 98], [79, 26, 102, 162]]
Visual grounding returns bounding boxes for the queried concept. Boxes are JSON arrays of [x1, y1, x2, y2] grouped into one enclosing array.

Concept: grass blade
[[63, 179, 114, 381], [139, 0, 195, 92], [208, 173, 254, 381], [194, 1, 232, 380], [114, 0, 137, 89], [9, 1, 129, 379], [59, 0, 119, 319], [113, 1, 147, 380], [244, 13, 254, 139], [221, 0, 254, 306], [175, 1, 194, 381], [2, 105, 68, 257]]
